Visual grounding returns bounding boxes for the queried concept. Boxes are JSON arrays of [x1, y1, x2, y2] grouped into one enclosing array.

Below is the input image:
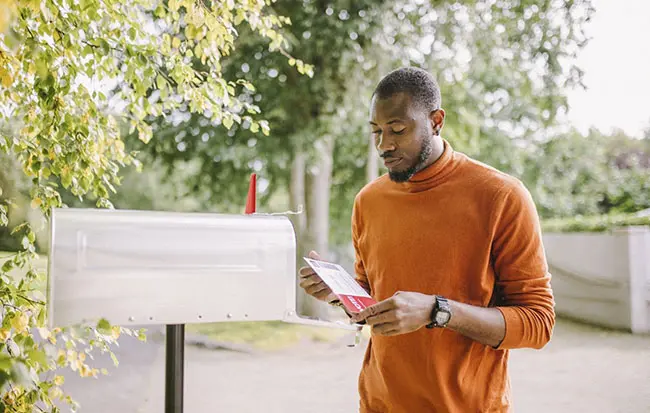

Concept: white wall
[[543, 227, 650, 333]]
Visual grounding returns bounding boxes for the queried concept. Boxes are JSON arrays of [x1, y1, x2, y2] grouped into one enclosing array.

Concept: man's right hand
[[298, 250, 337, 303]]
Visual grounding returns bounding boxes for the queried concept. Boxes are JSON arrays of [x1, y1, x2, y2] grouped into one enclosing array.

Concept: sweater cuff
[[494, 306, 523, 350]]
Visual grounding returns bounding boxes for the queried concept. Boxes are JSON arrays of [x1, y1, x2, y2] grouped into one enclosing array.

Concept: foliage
[[0, 0, 307, 410], [132, 0, 595, 246], [525, 127, 650, 219], [541, 213, 650, 234], [131, 0, 389, 213], [330, 0, 596, 242]]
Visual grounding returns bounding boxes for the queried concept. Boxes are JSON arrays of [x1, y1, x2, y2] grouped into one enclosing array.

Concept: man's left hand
[[350, 292, 436, 336]]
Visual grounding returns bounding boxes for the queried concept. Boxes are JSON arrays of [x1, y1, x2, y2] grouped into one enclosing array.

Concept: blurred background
[[0, 0, 649, 412]]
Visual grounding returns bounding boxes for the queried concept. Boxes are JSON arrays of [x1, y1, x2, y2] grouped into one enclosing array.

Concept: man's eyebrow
[[369, 119, 406, 126]]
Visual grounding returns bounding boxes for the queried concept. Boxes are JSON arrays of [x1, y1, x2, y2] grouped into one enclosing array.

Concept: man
[[298, 67, 555, 412]]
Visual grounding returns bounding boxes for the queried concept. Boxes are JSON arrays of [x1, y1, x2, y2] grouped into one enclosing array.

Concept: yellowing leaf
[[66, 350, 77, 365], [49, 386, 63, 399], [11, 312, 29, 334], [172, 37, 181, 49], [31, 198, 42, 209], [0, 0, 14, 34], [0, 328, 10, 342], [0, 67, 12, 88], [79, 363, 93, 377], [53, 375, 65, 386], [114, 139, 124, 153]]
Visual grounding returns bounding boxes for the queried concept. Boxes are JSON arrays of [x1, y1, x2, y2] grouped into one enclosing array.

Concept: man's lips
[[383, 157, 402, 168]]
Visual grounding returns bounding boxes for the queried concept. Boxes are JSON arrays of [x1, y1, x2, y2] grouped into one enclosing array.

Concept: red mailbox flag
[[244, 173, 256, 214]]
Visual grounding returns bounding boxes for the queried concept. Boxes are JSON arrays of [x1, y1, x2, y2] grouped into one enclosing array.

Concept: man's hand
[[350, 291, 436, 336], [298, 250, 337, 303]]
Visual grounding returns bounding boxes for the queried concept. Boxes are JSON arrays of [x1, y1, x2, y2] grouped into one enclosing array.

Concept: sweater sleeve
[[492, 180, 555, 350], [352, 195, 371, 294]]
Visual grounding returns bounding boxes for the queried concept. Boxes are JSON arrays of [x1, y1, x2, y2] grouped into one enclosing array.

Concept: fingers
[[371, 324, 400, 336], [313, 289, 335, 302], [350, 298, 397, 323], [364, 310, 397, 326], [299, 251, 337, 302], [298, 273, 333, 301], [299, 275, 325, 290]]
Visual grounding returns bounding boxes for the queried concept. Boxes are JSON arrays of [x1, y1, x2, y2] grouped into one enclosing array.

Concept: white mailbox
[[47, 207, 350, 330]]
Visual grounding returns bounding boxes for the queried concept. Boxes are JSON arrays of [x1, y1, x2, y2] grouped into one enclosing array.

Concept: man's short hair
[[372, 67, 441, 112]]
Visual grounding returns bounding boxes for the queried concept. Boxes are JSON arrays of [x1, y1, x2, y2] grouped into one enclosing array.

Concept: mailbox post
[[165, 324, 184, 413], [46, 207, 354, 413]]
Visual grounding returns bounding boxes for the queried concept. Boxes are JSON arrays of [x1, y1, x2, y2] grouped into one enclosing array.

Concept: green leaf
[[0, 370, 11, 394], [99, 39, 110, 54], [234, 12, 245, 26], [0, 353, 14, 370], [37, 308, 46, 327], [223, 117, 234, 129], [27, 349, 49, 367], [137, 328, 147, 342], [110, 351, 119, 367], [1, 260, 13, 272], [96, 319, 111, 335]]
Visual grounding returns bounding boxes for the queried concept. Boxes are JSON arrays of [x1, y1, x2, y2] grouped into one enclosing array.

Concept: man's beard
[[388, 137, 433, 183]]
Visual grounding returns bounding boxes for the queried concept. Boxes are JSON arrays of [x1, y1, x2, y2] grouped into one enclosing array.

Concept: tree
[[128, 1, 594, 319], [0, 0, 307, 410], [130, 0, 596, 250], [524, 127, 650, 218]]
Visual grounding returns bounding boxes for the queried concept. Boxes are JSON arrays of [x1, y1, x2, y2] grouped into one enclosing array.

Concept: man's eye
[[393, 129, 405, 135], [372, 130, 381, 135]]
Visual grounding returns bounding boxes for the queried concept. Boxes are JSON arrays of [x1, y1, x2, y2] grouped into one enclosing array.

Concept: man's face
[[369, 92, 438, 182]]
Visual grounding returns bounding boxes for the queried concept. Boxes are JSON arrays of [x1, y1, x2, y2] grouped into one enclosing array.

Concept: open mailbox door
[[47, 207, 354, 331]]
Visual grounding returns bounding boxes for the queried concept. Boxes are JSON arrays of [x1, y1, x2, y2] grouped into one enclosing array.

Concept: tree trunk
[[308, 136, 333, 258], [366, 134, 379, 182], [298, 136, 335, 319], [290, 151, 312, 316], [289, 152, 307, 236]]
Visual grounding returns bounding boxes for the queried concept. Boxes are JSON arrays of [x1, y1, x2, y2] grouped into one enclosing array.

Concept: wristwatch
[[426, 296, 452, 329]]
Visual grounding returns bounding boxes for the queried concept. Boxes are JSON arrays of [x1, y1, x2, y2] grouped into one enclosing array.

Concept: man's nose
[[377, 134, 396, 154]]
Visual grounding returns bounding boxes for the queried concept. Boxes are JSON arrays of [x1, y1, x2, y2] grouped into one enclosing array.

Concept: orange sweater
[[352, 140, 555, 412]]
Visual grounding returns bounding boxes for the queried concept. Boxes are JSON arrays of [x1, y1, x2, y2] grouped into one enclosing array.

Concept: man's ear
[[429, 108, 445, 135]]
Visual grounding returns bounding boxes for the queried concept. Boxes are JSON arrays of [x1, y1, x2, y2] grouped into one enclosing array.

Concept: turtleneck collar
[[395, 139, 461, 193]]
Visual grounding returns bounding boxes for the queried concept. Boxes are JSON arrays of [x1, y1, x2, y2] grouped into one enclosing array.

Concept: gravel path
[[62, 319, 650, 413]]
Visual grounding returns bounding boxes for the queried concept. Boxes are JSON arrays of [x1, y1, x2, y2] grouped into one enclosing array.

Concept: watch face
[[436, 311, 450, 324]]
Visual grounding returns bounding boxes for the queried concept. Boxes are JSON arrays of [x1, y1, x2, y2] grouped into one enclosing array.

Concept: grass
[[186, 320, 353, 351]]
